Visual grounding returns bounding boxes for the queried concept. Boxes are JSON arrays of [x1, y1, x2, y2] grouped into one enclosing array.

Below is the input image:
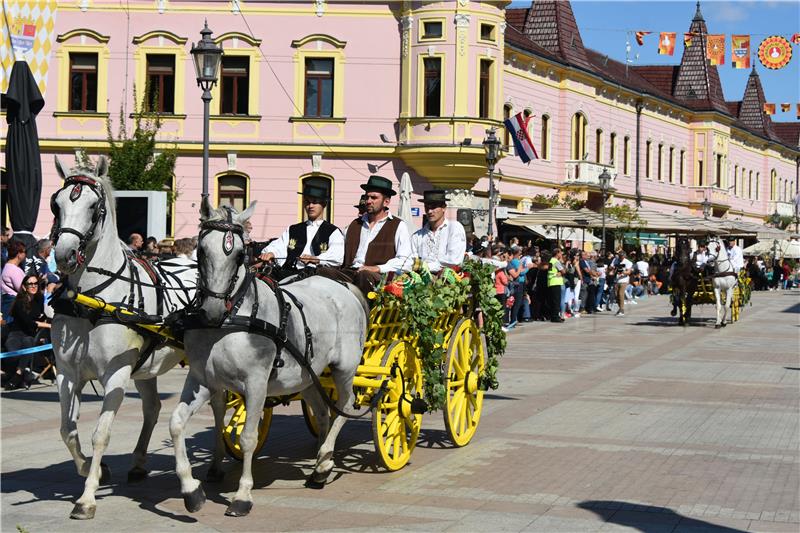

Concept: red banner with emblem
[[731, 35, 750, 69], [707, 34, 725, 65]]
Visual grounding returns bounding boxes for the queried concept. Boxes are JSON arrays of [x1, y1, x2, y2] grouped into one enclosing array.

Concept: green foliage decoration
[[371, 260, 505, 411]]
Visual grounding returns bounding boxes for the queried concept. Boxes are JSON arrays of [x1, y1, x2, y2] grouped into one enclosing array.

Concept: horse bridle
[[50, 175, 108, 266], [196, 207, 248, 311], [706, 239, 732, 272]]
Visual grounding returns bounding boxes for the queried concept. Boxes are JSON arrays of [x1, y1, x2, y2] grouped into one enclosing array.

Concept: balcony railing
[[689, 186, 731, 206], [564, 160, 617, 187], [768, 200, 795, 217]]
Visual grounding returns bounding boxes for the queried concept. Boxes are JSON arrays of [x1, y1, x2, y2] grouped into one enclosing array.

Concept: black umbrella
[[4, 60, 44, 253]]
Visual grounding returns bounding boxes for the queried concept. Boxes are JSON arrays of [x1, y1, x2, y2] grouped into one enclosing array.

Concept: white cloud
[[709, 2, 748, 22]]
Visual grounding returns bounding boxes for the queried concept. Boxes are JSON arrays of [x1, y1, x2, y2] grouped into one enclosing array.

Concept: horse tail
[[344, 282, 370, 324]]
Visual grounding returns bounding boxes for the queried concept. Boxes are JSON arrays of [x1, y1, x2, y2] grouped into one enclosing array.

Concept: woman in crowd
[[4, 274, 51, 389], [1, 240, 27, 319]]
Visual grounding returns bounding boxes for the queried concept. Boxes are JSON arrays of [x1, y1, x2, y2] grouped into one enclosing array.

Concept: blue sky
[[509, 1, 799, 122]]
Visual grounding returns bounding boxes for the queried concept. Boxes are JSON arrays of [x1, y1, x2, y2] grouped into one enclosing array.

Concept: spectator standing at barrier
[[612, 251, 633, 317], [127, 233, 143, 254], [580, 251, 598, 314], [1, 240, 27, 319], [547, 248, 565, 322], [4, 274, 51, 389], [505, 246, 527, 329], [595, 256, 607, 311], [24, 239, 59, 284], [532, 250, 551, 321]]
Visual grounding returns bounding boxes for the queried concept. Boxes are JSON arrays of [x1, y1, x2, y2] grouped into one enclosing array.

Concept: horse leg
[[225, 386, 267, 517], [127, 377, 161, 483], [57, 372, 89, 477], [70, 366, 131, 520], [714, 288, 722, 328], [307, 371, 355, 489], [206, 391, 226, 483], [169, 373, 211, 513]]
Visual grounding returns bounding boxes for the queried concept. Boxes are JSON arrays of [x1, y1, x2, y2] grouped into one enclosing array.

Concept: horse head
[[705, 237, 729, 270], [51, 155, 114, 274], [196, 196, 257, 325]]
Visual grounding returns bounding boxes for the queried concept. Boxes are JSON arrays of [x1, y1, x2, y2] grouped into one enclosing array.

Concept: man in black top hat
[[258, 184, 343, 269], [354, 194, 367, 216], [411, 189, 466, 273]]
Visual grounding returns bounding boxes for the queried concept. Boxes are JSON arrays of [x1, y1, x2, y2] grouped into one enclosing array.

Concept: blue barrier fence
[[0, 344, 54, 360]]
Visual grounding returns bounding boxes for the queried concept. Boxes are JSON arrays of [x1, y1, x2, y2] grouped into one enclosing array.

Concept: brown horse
[[670, 238, 697, 326]]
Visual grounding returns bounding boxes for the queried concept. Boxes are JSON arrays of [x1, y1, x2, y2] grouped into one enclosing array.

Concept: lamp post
[[483, 127, 501, 240], [190, 21, 223, 202], [701, 197, 711, 219], [599, 169, 611, 252]]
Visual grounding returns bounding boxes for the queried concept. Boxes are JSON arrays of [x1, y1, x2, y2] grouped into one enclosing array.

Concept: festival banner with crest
[[758, 35, 792, 70], [658, 32, 676, 56], [731, 35, 750, 69], [0, 0, 58, 95], [706, 34, 725, 65]]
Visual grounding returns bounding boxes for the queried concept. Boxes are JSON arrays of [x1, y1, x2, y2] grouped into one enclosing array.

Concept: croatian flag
[[504, 112, 538, 163]]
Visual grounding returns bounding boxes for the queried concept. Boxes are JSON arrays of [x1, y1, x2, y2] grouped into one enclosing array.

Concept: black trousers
[[585, 284, 598, 313], [546, 285, 562, 321]]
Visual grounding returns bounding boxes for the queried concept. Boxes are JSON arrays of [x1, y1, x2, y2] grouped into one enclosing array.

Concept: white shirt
[[351, 212, 412, 274], [410, 219, 466, 273], [263, 219, 344, 268], [614, 258, 633, 284], [635, 260, 649, 278], [694, 251, 708, 269], [728, 245, 744, 272]]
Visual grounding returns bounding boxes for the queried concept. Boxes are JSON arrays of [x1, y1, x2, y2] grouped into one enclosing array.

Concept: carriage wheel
[[444, 318, 486, 447], [731, 288, 741, 322], [372, 341, 422, 471], [301, 385, 338, 438], [222, 391, 273, 461]]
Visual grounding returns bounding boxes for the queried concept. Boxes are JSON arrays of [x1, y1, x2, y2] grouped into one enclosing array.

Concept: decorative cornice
[[132, 30, 187, 45], [291, 34, 347, 49], [56, 29, 110, 44], [454, 14, 470, 28], [214, 32, 262, 47]]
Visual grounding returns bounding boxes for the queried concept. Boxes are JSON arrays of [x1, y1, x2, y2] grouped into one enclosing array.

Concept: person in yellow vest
[[547, 248, 566, 323], [318, 175, 412, 294]]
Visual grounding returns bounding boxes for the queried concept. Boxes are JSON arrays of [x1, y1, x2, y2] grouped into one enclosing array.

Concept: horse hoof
[[715, 324, 722, 329], [206, 466, 225, 483], [127, 466, 149, 483], [99, 462, 112, 485], [305, 471, 329, 490], [224, 499, 253, 517], [70, 503, 96, 520], [670, 309, 677, 317], [721, 322, 727, 328], [183, 485, 206, 513]]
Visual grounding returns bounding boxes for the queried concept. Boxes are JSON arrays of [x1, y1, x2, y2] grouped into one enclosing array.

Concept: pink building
[[1, 0, 798, 242]]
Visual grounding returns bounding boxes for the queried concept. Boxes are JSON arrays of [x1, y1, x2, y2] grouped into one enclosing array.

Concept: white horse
[[706, 237, 738, 328], [169, 199, 368, 517], [50, 156, 198, 520]]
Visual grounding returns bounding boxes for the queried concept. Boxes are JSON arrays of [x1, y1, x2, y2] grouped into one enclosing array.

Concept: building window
[[423, 57, 442, 117], [480, 23, 496, 42], [609, 133, 616, 166], [220, 56, 249, 115], [645, 141, 651, 179], [669, 147, 674, 183], [594, 129, 602, 163], [503, 104, 512, 149], [145, 54, 175, 113], [571, 113, 587, 160], [300, 174, 334, 222], [623, 136, 630, 175], [771, 169, 778, 201], [478, 59, 492, 119], [69, 53, 98, 112], [733, 165, 738, 196], [422, 21, 443, 40], [697, 159, 704, 187], [657, 144, 663, 181], [715, 154, 723, 188], [304, 58, 334, 118], [540, 114, 550, 160], [748, 171, 753, 199], [680, 150, 685, 185], [218, 174, 248, 211], [755, 173, 759, 200]]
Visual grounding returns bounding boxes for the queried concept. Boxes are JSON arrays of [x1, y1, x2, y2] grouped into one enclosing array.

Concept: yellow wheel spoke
[[448, 378, 465, 389]]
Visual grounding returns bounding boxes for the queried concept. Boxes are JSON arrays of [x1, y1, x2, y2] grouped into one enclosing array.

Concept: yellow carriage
[[690, 270, 751, 322]]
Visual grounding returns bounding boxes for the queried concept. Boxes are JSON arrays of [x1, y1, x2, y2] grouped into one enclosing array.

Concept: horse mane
[[203, 204, 242, 227]]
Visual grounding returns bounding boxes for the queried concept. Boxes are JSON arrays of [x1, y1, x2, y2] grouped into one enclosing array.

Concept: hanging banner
[[731, 35, 751, 69], [758, 35, 792, 69], [706, 34, 725, 65], [684, 32, 697, 48], [658, 32, 676, 56], [635, 31, 651, 46], [791, 33, 800, 45], [763, 103, 775, 115], [780, 103, 790, 112], [0, 0, 58, 95], [796, 103, 800, 119]]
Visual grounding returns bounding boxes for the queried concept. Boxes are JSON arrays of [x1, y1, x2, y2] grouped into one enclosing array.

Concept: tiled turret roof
[[520, 0, 592, 71], [738, 68, 775, 139]]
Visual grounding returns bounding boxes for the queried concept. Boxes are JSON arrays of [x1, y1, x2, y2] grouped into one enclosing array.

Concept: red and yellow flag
[[684, 32, 697, 47], [635, 31, 652, 46], [731, 35, 751, 69], [707, 34, 725, 65], [658, 32, 676, 55], [791, 33, 800, 45], [781, 103, 791, 112], [763, 103, 776, 115], [796, 103, 800, 120]]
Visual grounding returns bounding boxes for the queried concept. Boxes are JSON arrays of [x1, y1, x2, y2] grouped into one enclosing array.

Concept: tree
[[105, 87, 177, 196], [606, 202, 646, 248], [531, 191, 586, 210]]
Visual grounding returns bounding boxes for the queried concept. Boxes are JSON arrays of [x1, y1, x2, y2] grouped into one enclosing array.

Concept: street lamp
[[599, 169, 611, 252], [483, 127, 501, 239], [190, 21, 223, 201], [701, 197, 712, 219]]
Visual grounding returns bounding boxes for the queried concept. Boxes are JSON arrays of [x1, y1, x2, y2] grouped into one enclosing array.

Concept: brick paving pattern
[[1, 290, 798, 532]]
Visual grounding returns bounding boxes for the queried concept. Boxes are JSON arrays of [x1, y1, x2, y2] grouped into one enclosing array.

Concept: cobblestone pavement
[[2, 290, 798, 532]]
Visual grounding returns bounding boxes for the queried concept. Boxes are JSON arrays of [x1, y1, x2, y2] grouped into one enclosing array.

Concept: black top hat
[[298, 184, 330, 200], [360, 175, 396, 197], [353, 193, 367, 209], [418, 189, 449, 205]]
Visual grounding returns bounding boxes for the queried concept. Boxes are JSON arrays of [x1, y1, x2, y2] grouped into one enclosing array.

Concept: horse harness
[[706, 241, 738, 279], [50, 174, 108, 268]]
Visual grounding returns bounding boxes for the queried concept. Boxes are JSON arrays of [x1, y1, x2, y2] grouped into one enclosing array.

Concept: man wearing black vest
[[318, 175, 412, 294], [258, 184, 343, 270]]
